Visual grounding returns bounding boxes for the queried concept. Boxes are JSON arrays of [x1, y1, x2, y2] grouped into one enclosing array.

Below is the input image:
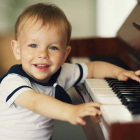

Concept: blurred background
[[0, 0, 137, 139], [0, 0, 137, 37], [0, 0, 137, 76]]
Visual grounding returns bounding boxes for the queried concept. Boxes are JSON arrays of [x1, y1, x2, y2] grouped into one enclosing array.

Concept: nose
[[38, 50, 49, 59]]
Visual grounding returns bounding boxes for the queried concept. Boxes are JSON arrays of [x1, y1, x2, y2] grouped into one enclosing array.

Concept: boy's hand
[[135, 70, 140, 77], [117, 70, 140, 83], [65, 102, 102, 126]]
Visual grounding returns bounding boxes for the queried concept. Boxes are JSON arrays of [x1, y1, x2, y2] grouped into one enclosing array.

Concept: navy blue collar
[[1, 64, 72, 104], [0, 64, 84, 104], [0, 64, 61, 86]]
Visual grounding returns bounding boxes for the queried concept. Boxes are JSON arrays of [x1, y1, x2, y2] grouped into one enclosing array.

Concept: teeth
[[36, 64, 48, 67], [38, 65, 46, 67]]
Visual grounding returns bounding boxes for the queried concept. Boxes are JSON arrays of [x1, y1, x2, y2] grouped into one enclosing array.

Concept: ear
[[62, 46, 71, 64], [11, 40, 21, 60]]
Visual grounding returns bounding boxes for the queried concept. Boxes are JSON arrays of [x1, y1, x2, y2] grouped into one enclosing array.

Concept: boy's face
[[11, 21, 71, 83]]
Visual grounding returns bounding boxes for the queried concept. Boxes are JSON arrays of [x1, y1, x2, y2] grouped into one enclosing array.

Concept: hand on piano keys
[[117, 70, 140, 83], [86, 61, 140, 83], [135, 70, 140, 77], [67, 102, 102, 126], [84, 78, 140, 124]]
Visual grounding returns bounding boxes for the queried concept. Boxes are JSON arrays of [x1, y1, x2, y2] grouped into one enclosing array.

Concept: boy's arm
[[86, 61, 140, 82], [14, 90, 102, 125]]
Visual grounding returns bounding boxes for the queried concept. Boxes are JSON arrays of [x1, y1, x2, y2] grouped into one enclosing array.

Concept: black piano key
[[117, 90, 140, 97], [112, 86, 140, 92], [127, 103, 140, 110], [111, 84, 140, 87], [122, 98, 140, 105], [114, 88, 140, 93], [115, 89, 140, 95], [118, 92, 140, 98], [121, 96, 140, 103], [126, 102, 140, 111], [105, 78, 116, 82], [128, 102, 140, 106], [113, 86, 140, 90], [109, 82, 140, 87], [105, 78, 139, 84], [105, 79, 120, 84], [131, 110, 140, 115], [128, 106, 140, 111], [130, 107, 140, 115], [105, 78, 140, 115]]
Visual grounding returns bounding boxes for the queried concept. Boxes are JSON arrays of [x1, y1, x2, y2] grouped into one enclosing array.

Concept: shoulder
[[0, 74, 32, 91], [0, 74, 33, 107], [57, 63, 88, 90], [61, 63, 88, 73]]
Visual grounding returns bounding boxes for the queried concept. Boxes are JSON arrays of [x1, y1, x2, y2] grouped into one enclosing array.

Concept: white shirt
[[0, 63, 88, 140]]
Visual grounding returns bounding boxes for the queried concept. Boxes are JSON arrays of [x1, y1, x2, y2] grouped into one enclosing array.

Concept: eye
[[29, 44, 37, 48], [49, 46, 59, 50]]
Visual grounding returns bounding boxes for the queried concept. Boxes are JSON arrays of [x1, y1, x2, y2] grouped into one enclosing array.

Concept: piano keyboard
[[84, 78, 140, 125]]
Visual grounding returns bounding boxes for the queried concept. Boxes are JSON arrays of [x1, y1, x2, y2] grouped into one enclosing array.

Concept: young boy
[[0, 3, 140, 140]]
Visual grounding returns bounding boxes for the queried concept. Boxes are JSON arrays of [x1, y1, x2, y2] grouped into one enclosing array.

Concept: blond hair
[[15, 3, 72, 45]]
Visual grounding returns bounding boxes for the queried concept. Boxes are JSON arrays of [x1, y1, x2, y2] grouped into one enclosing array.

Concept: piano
[[67, 1, 140, 140]]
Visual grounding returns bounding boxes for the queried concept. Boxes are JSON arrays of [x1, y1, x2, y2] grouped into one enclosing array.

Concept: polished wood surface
[[74, 85, 105, 140], [68, 37, 140, 71], [68, 38, 119, 63], [109, 122, 140, 140]]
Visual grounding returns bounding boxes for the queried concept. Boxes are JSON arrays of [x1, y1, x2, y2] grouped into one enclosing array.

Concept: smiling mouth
[[34, 64, 50, 69]]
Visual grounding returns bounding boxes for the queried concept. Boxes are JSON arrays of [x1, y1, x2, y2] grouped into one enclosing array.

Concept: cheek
[[21, 49, 34, 61], [49, 50, 65, 58], [51, 53, 64, 63]]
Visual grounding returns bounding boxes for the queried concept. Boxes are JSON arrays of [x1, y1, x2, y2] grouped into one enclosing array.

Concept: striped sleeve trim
[[73, 64, 83, 86], [6, 86, 32, 107]]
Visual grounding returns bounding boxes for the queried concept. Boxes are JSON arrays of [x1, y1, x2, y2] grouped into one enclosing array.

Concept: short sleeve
[[58, 63, 88, 90], [0, 74, 33, 107], [76, 63, 88, 84]]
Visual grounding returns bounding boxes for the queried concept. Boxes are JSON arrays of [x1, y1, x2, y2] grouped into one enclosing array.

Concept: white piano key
[[90, 87, 111, 90], [84, 78, 140, 139], [89, 85, 110, 88], [86, 81, 109, 85], [88, 83, 110, 87], [101, 105, 132, 124], [97, 96, 122, 104], [94, 91, 114, 93], [86, 80, 108, 83], [95, 92, 116, 97], [84, 79, 122, 104], [91, 88, 113, 92]]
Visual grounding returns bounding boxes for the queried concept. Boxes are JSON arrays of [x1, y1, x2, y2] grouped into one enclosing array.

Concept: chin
[[34, 75, 50, 83]]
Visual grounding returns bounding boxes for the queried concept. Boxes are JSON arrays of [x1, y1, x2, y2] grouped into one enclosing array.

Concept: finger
[[118, 71, 132, 81], [93, 115, 102, 122], [83, 104, 102, 115], [85, 107, 102, 115], [79, 110, 95, 118], [123, 72, 140, 82], [118, 75, 128, 81], [123, 76, 129, 81], [76, 117, 86, 125], [135, 70, 140, 75], [79, 109, 101, 118], [120, 71, 140, 82]]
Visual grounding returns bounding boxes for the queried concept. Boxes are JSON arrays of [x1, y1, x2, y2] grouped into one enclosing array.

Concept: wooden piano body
[[67, 1, 140, 140]]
